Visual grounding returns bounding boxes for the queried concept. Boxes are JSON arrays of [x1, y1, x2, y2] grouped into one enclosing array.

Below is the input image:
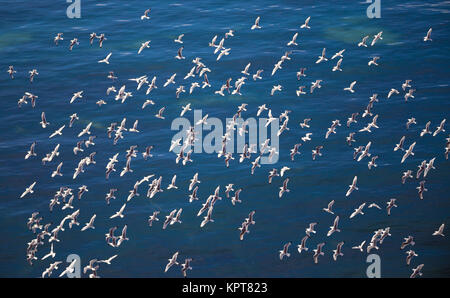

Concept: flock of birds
[[9, 9, 448, 278]]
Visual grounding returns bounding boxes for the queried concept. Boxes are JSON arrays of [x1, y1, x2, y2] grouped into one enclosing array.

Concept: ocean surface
[[0, 0, 449, 278]]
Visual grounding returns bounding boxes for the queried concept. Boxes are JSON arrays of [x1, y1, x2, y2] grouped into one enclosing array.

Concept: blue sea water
[[0, 0, 449, 278]]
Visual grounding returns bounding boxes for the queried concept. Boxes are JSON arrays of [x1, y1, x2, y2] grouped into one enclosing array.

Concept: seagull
[[164, 74, 176, 87], [59, 259, 77, 277], [70, 91, 83, 104], [402, 170, 413, 184], [279, 178, 290, 198], [225, 29, 234, 38], [155, 107, 166, 119], [332, 242, 344, 261], [167, 175, 178, 190], [100, 255, 118, 265], [350, 203, 366, 219], [316, 48, 328, 64], [41, 243, 56, 260], [401, 142, 416, 163], [287, 32, 299, 46], [138, 41, 151, 54], [175, 47, 185, 60], [51, 162, 63, 178], [310, 80, 322, 93], [49, 125, 65, 138], [433, 223, 445, 237], [371, 31, 383, 46], [279, 242, 291, 260], [313, 243, 325, 264], [140, 8, 151, 20], [402, 80, 412, 91], [241, 63, 251, 75], [20, 182, 36, 198], [327, 216, 340, 236], [165, 252, 179, 273], [98, 52, 112, 64], [305, 223, 317, 237], [54, 33, 63, 45], [297, 236, 309, 253], [394, 136, 406, 151], [40, 112, 50, 128], [174, 34, 184, 44], [181, 258, 193, 277], [300, 16, 311, 29], [386, 198, 398, 216], [251, 16, 261, 30], [301, 133, 312, 142], [352, 241, 366, 252], [81, 214, 96, 231], [25, 142, 37, 160], [271, 85, 282, 96], [332, 49, 345, 60], [420, 121, 432, 137], [406, 118, 417, 129], [433, 119, 446, 136], [424, 28, 432, 42], [346, 176, 358, 197], [410, 264, 424, 278], [332, 58, 343, 71], [78, 122, 92, 138], [358, 35, 369, 47], [368, 57, 380, 66], [344, 81, 356, 93], [323, 200, 335, 214], [110, 203, 127, 219], [387, 88, 399, 98]]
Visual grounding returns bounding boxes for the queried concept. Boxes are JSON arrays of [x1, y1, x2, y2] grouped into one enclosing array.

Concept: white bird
[[20, 182, 36, 198], [81, 214, 96, 231], [70, 91, 83, 104], [344, 81, 356, 93], [59, 259, 77, 277], [49, 125, 65, 138], [368, 57, 380, 66], [41, 243, 56, 260], [424, 28, 432, 42], [251, 16, 261, 30], [165, 252, 179, 272], [433, 223, 445, 237], [327, 216, 340, 237], [316, 48, 327, 64], [279, 242, 291, 260], [346, 176, 358, 197], [350, 203, 366, 219], [100, 255, 118, 265], [138, 41, 151, 54], [300, 16, 311, 29], [110, 203, 127, 219], [323, 200, 335, 214], [174, 34, 184, 44], [352, 241, 366, 252], [287, 33, 299, 46]]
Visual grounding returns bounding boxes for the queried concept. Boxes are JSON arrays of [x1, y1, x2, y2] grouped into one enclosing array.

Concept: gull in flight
[[175, 47, 185, 60], [433, 119, 446, 136], [20, 182, 36, 198], [371, 31, 383, 46], [164, 74, 176, 87], [100, 255, 118, 265], [387, 88, 399, 98], [332, 58, 343, 71], [141, 8, 151, 20], [110, 203, 127, 219], [279, 178, 290, 198], [81, 214, 96, 231], [433, 223, 445, 237], [327, 216, 340, 236], [344, 81, 356, 93], [165, 252, 179, 272], [138, 41, 151, 54], [410, 264, 424, 278], [225, 29, 234, 38], [297, 236, 309, 253], [98, 52, 112, 64], [332, 242, 344, 261], [300, 16, 311, 29], [350, 203, 366, 219], [323, 200, 335, 214], [251, 16, 261, 30], [358, 35, 369, 47], [59, 259, 77, 277], [316, 48, 328, 64], [41, 243, 56, 260], [368, 57, 380, 66], [313, 243, 325, 264], [423, 28, 432, 42], [346, 176, 358, 197], [25, 142, 37, 160], [401, 142, 416, 163], [49, 125, 65, 138], [287, 33, 298, 46], [352, 241, 366, 252], [279, 242, 291, 260], [332, 49, 345, 60], [174, 34, 184, 44], [70, 91, 83, 104]]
